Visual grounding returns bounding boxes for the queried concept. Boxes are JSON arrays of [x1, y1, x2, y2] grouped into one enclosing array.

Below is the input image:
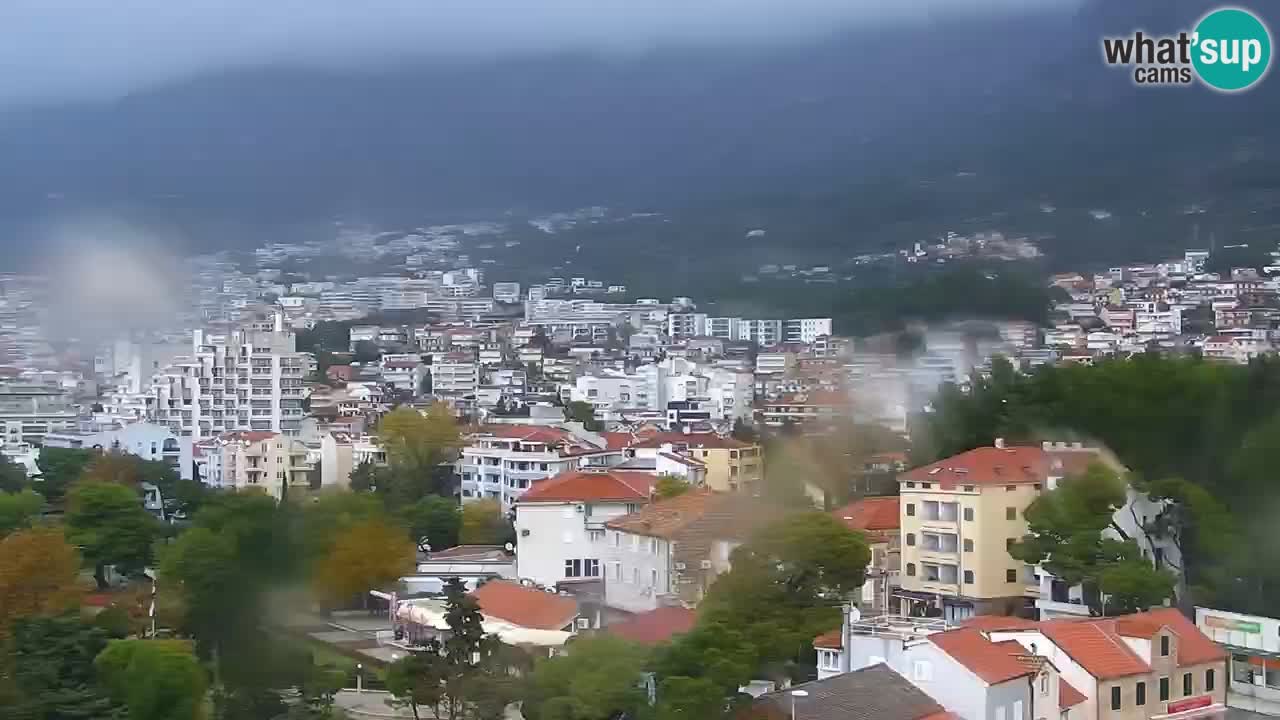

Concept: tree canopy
[[65, 482, 159, 589], [0, 489, 44, 537], [1, 614, 125, 719], [95, 639, 207, 720], [459, 499, 514, 546], [522, 635, 649, 720], [0, 526, 83, 641], [311, 517, 416, 607]]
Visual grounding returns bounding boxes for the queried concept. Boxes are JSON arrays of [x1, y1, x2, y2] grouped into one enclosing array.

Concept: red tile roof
[[1039, 619, 1150, 679], [517, 470, 656, 503], [814, 628, 842, 649], [929, 628, 1035, 684], [600, 432, 636, 450], [605, 606, 697, 646], [831, 497, 900, 532], [1133, 608, 1227, 666], [960, 615, 1040, 632], [1059, 679, 1087, 709], [470, 580, 578, 631], [628, 431, 752, 450], [900, 446, 1101, 489], [474, 425, 573, 444]]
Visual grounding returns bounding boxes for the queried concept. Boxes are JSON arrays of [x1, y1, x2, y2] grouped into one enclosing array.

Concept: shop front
[[1196, 607, 1280, 716]]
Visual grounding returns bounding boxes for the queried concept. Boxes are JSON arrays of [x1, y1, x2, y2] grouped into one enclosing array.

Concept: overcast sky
[[1, 0, 1078, 107]]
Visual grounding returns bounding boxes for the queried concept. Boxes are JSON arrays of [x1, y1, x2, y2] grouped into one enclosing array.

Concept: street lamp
[[790, 689, 809, 720], [356, 663, 363, 693]]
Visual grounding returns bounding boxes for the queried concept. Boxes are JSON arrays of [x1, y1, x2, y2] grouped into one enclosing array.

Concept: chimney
[[994, 437, 1005, 449]]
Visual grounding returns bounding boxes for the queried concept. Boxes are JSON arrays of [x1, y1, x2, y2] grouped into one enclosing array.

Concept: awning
[[1149, 700, 1227, 720]]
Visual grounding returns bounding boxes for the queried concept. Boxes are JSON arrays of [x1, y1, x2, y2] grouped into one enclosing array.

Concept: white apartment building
[[570, 366, 663, 413], [318, 431, 387, 490], [784, 318, 833, 344], [512, 469, 656, 587], [737, 319, 784, 347], [431, 352, 480, 396], [755, 351, 796, 375], [667, 313, 707, 338], [0, 385, 79, 446], [492, 282, 522, 304], [43, 422, 194, 480], [457, 425, 626, 507], [150, 315, 309, 440]]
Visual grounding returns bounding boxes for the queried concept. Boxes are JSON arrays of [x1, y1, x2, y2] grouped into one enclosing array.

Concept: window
[[611, 531, 620, 547], [632, 567, 640, 584], [588, 530, 604, 542], [906, 503, 915, 517], [631, 535, 640, 551], [1041, 674, 1049, 695], [906, 533, 916, 546], [963, 538, 974, 552], [1206, 669, 1215, 692], [1161, 635, 1170, 657], [1006, 485, 1016, 492], [564, 559, 582, 577], [1136, 681, 1146, 706], [905, 482, 915, 488], [585, 559, 600, 577], [964, 570, 974, 584], [1013, 700, 1023, 720], [1007, 569, 1018, 583], [912, 660, 932, 682], [922, 483, 932, 489], [1033, 483, 1042, 490], [1006, 507, 1017, 520], [963, 485, 975, 492], [1183, 672, 1193, 696], [906, 563, 916, 577], [1006, 538, 1016, 552], [1111, 686, 1121, 710], [963, 507, 974, 521], [1159, 677, 1169, 701], [651, 568, 658, 587], [610, 562, 622, 581], [1233, 654, 1253, 684]]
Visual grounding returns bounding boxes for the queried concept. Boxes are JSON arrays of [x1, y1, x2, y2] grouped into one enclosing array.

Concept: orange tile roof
[[474, 425, 574, 444], [517, 470, 656, 503], [605, 607, 697, 646], [1039, 619, 1150, 679], [1134, 608, 1227, 666], [1059, 679, 1087, 709], [929, 628, 1035, 684], [628, 431, 752, 450], [901, 446, 1101, 489], [831, 497, 900, 532], [814, 628, 842, 649], [470, 580, 578, 630], [604, 490, 776, 541]]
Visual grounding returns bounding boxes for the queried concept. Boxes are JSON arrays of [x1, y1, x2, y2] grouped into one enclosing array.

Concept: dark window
[[1007, 538, 1016, 552], [906, 503, 916, 517], [1111, 686, 1121, 710], [905, 482, 915, 488], [1006, 507, 1017, 520], [1006, 485, 1016, 492], [906, 563, 916, 577], [963, 508, 974, 521], [922, 483, 932, 489], [1136, 682, 1146, 706], [906, 533, 916, 546], [1033, 483, 1042, 490], [964, 570, 974, 584], [963, 539, 974, 552], [1161, 635, 1170, 657], [963, 485, 975, 492], [1206, 669, 1215, 692], [1159, 677, 1169, 701], [1006, 569, 1018, 582], [1183, 672, 1193, 696]]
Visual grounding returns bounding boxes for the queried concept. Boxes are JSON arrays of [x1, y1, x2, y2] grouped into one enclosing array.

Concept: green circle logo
[[1193, 8, 1272, 91]]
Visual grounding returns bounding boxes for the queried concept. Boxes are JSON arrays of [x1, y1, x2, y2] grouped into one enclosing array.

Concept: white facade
[[598, 529, 673, 614], [150, 315, 309, 440], [431, 353, 479, 395], [784, 318, 833, 344], [43, 422, 194, 480], [514, 499, 642, 588]]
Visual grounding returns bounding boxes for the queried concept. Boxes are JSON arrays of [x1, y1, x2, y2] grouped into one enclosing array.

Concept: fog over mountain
[[0, 0, 1276, 262]]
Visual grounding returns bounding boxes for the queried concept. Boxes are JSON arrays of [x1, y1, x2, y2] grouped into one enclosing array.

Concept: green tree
[[159, 527, 242, 656], [459, 499, 513, 546], [2, 614, 125, 719], [563, 402, 602, 432], [654, 475, 692, 500], [523, 635, 649, 720], [65, 482, 159, 589], [1098, 558, 1177, 615], [1011, 464, 1175, 615], [0, 489, 44, 536], [348, 461, 378, 493], [385, 642, 449, 720], [35, 447, 96, 505], [353, 340, 382, 364], [95, 639, 207, 720], [377, 405, 461, 501], [0, 526, 83, 642], [0, 452, 28, 493], [297, 491, 388, 567], [401, 495, 462, 551]]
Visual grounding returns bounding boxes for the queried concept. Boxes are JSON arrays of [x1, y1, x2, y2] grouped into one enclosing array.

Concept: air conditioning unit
[[574, 503, 585, 513], [520, 529, 530, 537], [699, 560, 713, 570], [674, 562, 687, 570]]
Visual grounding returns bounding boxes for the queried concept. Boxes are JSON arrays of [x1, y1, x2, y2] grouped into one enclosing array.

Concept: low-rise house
[[401, 545, 516, 595], [599, 491, 779, 613], [1194, 606, 1280, 716], [457, 425, 627, 506], [628, 431, 762, 493], [742, 664, 956, 720], [394, 579, 581, 656], [831, 497, 901, 614], [513, 469, 657, 588]]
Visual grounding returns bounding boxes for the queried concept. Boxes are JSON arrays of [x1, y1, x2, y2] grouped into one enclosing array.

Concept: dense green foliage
[[0, 453, 28, 494], [0, 490, 44, 537], [65, 482, 159, 589], [915, 354, 1280, 614], [2, 614, 126, 719], [95, 639, 207, 720], [33, 448, 95, 505], [522, 635, 649, 720]]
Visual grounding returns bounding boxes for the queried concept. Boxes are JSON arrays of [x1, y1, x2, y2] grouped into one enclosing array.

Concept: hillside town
[[1, 236, 1279, 720]]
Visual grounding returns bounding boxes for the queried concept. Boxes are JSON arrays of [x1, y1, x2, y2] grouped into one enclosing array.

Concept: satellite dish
[[848, 606, 862, 623], [417, 538, 432, 553], [504, 542, 514, 553]]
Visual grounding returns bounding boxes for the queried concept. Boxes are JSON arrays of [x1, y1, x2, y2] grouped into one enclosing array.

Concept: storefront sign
[[1204, 615, 1262, 633], [1167, 695, 1213, 714]]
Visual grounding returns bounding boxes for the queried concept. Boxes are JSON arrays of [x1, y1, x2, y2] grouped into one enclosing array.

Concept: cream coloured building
[[199, 431, 314, 501], [897, 442, 1103, 621]]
